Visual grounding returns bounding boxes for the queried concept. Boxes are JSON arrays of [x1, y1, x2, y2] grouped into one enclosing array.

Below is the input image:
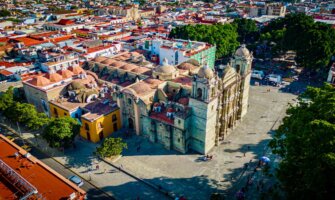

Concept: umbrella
[[261, 156, 270, 163]]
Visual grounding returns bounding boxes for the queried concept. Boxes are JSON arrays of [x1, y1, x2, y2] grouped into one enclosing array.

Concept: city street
[[0, 130, 113, 200]]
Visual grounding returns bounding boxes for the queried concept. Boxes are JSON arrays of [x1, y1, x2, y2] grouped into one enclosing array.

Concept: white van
[[251, 70, 265, 80]]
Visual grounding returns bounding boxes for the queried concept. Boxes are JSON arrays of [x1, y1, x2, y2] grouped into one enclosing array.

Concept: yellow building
[[49, 98, 121, 143], [80, 108, 121, 143]]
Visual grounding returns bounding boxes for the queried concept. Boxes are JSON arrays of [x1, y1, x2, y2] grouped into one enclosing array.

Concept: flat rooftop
[[0, 135, 86, 200], [82, 98, 119, 121]]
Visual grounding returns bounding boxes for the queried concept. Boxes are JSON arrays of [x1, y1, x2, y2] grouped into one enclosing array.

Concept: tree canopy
[[269, 83, 335, 199], [96, 137, 127, 158], [42, 117, 80, 148], [0, 87, 49, 131], [232, 18, 259, 43], [0, 9, 11, 17], [261, 13, 335, 71], [169, 24, 239, 59]]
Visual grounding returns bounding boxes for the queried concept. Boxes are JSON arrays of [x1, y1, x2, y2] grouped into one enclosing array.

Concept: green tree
[[26, 112, 50, 131], [169, 24, 239, 59], [0, 87, 15, 112], [96, 137, 127, 158], [0, 9, 11, 17], [43, 117, 80, 148], [232, 18, 259, 43], [269, 83, 335, 199], [261, 13, 335, 71]]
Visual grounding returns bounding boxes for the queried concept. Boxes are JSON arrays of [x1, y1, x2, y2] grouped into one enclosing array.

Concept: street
[[0, 129, 114, 200]]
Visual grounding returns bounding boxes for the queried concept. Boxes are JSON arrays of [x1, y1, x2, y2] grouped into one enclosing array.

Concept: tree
[[232, 18, 259, 43], [26, 113, 50, 131], [261, 13, 335, 71], [43, 117, 80, 148], [0, 87, 15, 112], [169, 24, 239, 59], [0, 9, 11, 17], [269, 83, 335, 199], [96, 137, 127, 158]]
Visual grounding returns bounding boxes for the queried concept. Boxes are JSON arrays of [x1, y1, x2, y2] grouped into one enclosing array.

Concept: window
[[236, 65, 241, 73], [128, 98, 132, 105], [112, 114, 117, 122], [178, 119, 181, 124], [85, 123, 89, 130], [64, 113, 67, 116], [54, 108, 58, 116]]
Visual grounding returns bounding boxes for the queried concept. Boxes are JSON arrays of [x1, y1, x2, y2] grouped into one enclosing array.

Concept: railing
[[0, 159, 38, 200]]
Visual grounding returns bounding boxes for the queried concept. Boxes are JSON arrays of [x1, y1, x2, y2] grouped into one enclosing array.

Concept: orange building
[[0, 134, 86, 200]]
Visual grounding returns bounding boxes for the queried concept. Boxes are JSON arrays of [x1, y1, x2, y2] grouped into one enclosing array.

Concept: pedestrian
[[88, 171, 92, 181], [243, 152, 246, 157], [96, 164, 99, 171]]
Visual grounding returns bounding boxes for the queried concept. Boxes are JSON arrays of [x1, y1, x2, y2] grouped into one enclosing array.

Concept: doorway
[[86, 131, 91, 141], [113, 123, 118, 132], [128, 118, 134, 130], [99, 131, 104, 140]]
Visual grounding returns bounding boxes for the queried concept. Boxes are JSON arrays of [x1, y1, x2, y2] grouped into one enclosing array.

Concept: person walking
[[88, 171, 92, 181]]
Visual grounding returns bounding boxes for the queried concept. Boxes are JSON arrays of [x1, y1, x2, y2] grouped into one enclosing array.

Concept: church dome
[[235, 44, 250, 57], [197, 65, 214, 79], [155, 58, 177, 74]]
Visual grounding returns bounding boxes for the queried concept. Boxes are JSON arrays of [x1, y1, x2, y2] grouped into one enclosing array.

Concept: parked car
[[251, 70, 265, 80], [68, 175, 84, 187], [265, 74, 282, 86]]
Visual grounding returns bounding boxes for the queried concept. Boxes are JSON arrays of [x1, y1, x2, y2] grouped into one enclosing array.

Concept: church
[[87, 45, 253, 154]]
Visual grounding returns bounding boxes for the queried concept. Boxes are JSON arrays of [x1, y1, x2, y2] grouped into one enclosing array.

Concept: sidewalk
[[0, 120, 169, 200]]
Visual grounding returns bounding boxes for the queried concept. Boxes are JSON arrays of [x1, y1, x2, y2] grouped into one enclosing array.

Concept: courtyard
[[114, 84, 297, 199]]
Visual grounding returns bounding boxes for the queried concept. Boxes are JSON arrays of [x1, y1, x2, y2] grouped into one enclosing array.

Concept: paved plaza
[[114, 85, 297, 199]]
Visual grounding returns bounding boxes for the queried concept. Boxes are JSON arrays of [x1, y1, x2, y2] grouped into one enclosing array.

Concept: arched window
[[197, 88, 202, 99], [236, 65, 241, 73], [112, 114, 117, 122]]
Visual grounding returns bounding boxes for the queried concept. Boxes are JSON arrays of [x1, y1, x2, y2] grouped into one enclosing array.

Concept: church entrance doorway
[[128, 118, 134, 130]]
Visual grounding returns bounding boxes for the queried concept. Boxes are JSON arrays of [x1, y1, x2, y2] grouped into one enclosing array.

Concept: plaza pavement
[[113, 85, 297, 199]]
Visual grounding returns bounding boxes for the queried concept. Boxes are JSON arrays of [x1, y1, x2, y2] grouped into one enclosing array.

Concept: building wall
[[23, 83, 67, 116], [80, 109, 121, 143], [188, 97, 217, 154], [49, 103, 71, 118]]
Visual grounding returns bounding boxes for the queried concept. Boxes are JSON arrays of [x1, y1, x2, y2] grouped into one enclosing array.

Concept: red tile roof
[[0, 134, 86, 200], [0, 69, 14, 76], [57, 19, 75, 26], [13, 37, 44, 47]]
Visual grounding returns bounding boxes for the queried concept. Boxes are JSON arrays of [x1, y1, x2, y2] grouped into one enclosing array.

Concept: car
[[265, 74, 282, 86], [251, 70, 265, 80], [68, 175, 84, 187]]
